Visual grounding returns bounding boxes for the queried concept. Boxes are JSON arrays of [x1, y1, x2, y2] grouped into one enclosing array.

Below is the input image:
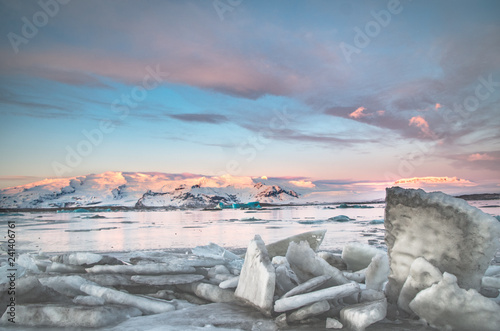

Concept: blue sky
[[0, 0, 499, 190]]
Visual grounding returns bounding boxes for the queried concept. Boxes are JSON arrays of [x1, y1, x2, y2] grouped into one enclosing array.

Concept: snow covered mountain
[[0, 172, 301, 209]]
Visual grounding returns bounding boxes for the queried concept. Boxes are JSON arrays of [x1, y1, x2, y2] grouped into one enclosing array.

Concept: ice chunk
[[235, 235, 276, 316], [384, 187, 500, 305], [282, 275, 332, 298], [326, 317, 343, 329], [365, 253, 390, 291], [192, 243, 241, 260], [409, 272, 500, 331], [286, 241, 349, 286], [131, 274, 204, 286], [17, 254, 41, 273], [482, 276, 500, 289], [340, 298, 387, 331], [359, 289, 386, 303], [177, 282, 236, 303], [342, 242, 385, 272], [397, 257, 442, 315], [0, 304, 141, 328], [80, 283, 175, 314], [265, 229, 326, 259], [73, 295, 105, 306], [85, 263, 196, 274], [219, 276, 239, 289], [288, 300, 330, 322], [47, 262, 86, 273], [275, 265, 299, 295], [485, 265, 500, 277], [51, 252, 103, 265], [342, 270, 365, 283], [82, 274, 135, 286], [106, 302, 276, 331], [14, 276, 70, 304], [317, 251, 347, 270], [329, 215, 353, 222], [274, 282, 360, 312], [39, 275, 97, 297]]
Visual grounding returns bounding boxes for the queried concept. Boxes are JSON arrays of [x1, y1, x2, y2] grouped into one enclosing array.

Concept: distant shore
[[0, 192, 498, 213]]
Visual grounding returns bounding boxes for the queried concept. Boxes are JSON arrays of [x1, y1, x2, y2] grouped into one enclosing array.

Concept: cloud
[[168, 113, 229, 124], [394, 176, 473, 185], [289, 180, 316, 188], [467, 153, 496, 161], [435, 103, 442, 110], [409, 116, 434, 137], [349, 107, 366, 119]]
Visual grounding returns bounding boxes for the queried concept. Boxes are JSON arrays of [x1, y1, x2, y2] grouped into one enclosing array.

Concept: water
[[1, 201, 498, 256]]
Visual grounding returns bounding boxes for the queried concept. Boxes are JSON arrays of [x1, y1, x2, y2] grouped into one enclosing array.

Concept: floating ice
[[219, 276, 240, 289], [47, 262, 86, 273], [409, 272, 500, 331], [328, 215, 353, 222], [326, 317, 343, 329]]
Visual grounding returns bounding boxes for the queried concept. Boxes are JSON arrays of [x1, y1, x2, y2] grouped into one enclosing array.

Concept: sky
[[0, 0, 499, 192]]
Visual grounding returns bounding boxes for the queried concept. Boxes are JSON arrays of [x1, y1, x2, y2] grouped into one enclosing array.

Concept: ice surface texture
[[384, 187, 500, 304]]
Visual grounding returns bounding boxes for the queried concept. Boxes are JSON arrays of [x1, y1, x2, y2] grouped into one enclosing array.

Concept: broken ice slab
[[177, 282, 236, 303], [397, 257, 442, 315], [106, 302, 276, 331], [191, 243, 244, 270], [286, 240, 348, 286], [51, 252, 123, 266], [219, 275, 239, 289], [131, 274, 204, 286], [341, 242, 385, 272], [85, 263, 196, 274], [384, 187, 500, 305], [282, 275, 332, 298], [0, 304, 141, 328], [365, 253, 390, 291], [274, 282, 360, 312], [409, 272, 500, 331], [80, 283, 176, 314], [46, 262, 86, 273], [340, 298, 387, 331], [265, 229, 326, 259], [235, 234, 276, 316], [288, 300, 330, 322], [39, 275, 97, 297]]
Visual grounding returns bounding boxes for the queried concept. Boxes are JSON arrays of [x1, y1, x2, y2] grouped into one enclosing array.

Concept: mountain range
[[0, 172, 302, 209]]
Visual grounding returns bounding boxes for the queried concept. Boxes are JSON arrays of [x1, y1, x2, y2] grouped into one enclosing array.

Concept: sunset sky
[[0, 0, 499, 192]]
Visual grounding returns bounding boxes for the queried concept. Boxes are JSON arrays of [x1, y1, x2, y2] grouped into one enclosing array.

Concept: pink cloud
[[349, 107, 367, 119], [394, 176, 474, 186], [409, 116, 434, 137], [376, 110, 385, 116], [467, 153, 496, 161], [435, 103, 442, 110], [289, 180, 316, 188]]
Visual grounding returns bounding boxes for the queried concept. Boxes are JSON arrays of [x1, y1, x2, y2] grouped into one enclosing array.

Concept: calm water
[[1, 201, 498, 256]]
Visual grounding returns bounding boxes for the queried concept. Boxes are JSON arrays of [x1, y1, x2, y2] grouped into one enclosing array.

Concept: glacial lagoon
[[1, 201, 498, 256]]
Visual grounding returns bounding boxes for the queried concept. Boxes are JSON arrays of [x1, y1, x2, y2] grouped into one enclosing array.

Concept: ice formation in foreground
[[1, 187, 499, 330]]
